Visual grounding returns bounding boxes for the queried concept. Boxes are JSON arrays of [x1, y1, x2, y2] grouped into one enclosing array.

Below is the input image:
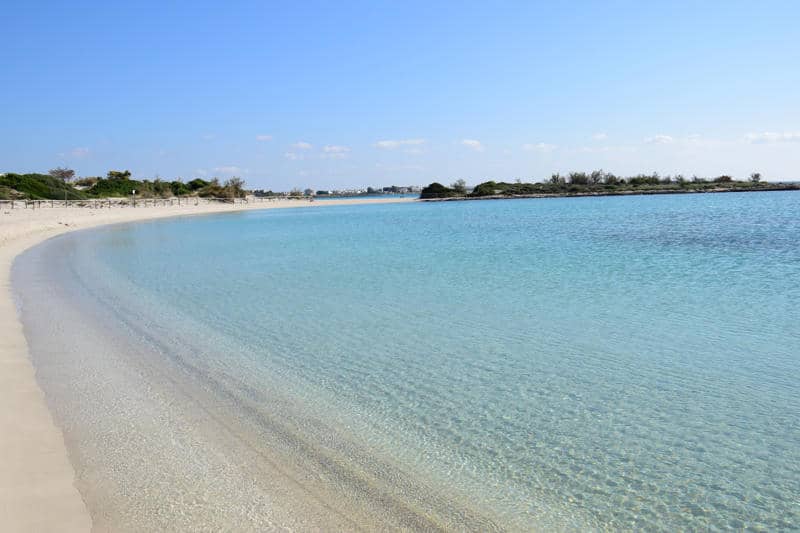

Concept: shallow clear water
[[15, 192, 800, 530]]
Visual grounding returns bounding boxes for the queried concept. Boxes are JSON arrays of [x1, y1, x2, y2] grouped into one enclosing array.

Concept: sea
[[13, 191, 800, 531]]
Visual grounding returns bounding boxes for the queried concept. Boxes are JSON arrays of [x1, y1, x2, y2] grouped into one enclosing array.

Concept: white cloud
[[323, 145, 351, 153], [322, 145, 351, 159], [592, 133, 608, 141], [201, 133, 215, 140], [374, 138, 426, 149], [644, 134, 674, 144], [213, 165, 241, 175], [255, 134, 273, 142], [284, 152, 302, 161], [744, 131, 800, 144], [522, 142, 557, 153], [292, 141, 313, 150], [194, 168, 208, 176], [461, 139, 484, 152]]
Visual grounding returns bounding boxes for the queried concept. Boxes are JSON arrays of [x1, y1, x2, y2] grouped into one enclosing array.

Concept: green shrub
[[0, 173, 88, 200], [420, 182, 460, 199]]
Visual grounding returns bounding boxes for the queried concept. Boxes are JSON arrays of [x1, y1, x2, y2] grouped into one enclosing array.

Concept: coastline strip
[[419, 184, 800, 201]]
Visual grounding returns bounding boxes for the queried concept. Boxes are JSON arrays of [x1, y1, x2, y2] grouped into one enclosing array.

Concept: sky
[[2, 1, 799, 189]]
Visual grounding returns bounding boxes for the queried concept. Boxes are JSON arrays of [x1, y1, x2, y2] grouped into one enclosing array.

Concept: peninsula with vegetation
[[420, 171, 799, 200]]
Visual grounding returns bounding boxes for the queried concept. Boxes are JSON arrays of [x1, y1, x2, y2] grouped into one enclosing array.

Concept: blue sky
[[3, 1, 799, 189]]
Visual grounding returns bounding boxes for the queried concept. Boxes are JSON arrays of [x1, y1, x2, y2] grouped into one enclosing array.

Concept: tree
[[750, 172, 762, 183], [152, 178, 171, 197], [107, 170, 132, 180], [49, 167, 75, 202], [171, 181, 190, 196], [420, 182, 459, 199], [568, 172, 589, 185], [224, 177, 246, 198], [187, 178, 209, 191], [451, 179, 467, 194]]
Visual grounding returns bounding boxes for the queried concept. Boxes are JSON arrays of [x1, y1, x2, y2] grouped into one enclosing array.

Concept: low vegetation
[[0, 172, 88, 200], [420, 171, 794, 199], [0, 169, 249, 200], [419, 182, 462, 199]]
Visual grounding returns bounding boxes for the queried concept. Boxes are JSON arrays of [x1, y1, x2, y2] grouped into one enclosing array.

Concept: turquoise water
[[15, 192, 800, 530], [314, 193, 419, 200]]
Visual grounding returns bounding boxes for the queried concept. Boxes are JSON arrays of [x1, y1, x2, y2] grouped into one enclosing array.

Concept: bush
[[88, 178, 142, 197], [470, 181, 500, 197], [420, 182, 460, 199], [0, 173, 88, 200], [197, 179, 226, 197], [171, 181, 190, 196], [187, 178, 209, 191], [74, 177, 99, 187]]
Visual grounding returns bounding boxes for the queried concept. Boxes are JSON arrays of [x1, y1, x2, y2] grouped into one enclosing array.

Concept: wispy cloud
[[522, 142, 557, 153], [213, 165, 241, 175], [322, 145, 351, 159], [744, 131, 800, 144], [201, 133, 216, 140], [284, 152, 302, 161], [323, 145, 350, 153], [592, 133, 608, 141], [644, 134, 674, 144], [374, 138, 426, 149], [461, 139, 484, 152], [292, 141, 313, 150], [255, 134, 273, 142]]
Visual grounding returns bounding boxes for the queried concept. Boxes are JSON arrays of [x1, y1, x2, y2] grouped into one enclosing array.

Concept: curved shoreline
[[0, 197, 414, 531]]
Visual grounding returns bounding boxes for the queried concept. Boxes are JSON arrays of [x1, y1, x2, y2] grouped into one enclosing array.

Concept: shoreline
[[0, 197, 414, 531]]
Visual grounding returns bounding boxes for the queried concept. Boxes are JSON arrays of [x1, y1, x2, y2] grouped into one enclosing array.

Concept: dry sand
[[0, 196, 415, 531]]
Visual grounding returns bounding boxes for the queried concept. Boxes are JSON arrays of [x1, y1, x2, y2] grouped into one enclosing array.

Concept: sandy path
[[0, 197, 414, 531]]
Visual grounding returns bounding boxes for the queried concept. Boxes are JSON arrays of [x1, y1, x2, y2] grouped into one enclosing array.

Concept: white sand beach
[[0, 196, 414, 531]]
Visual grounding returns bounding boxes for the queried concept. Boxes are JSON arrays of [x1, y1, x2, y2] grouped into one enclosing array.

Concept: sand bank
[[0, 196, 414, 531]]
